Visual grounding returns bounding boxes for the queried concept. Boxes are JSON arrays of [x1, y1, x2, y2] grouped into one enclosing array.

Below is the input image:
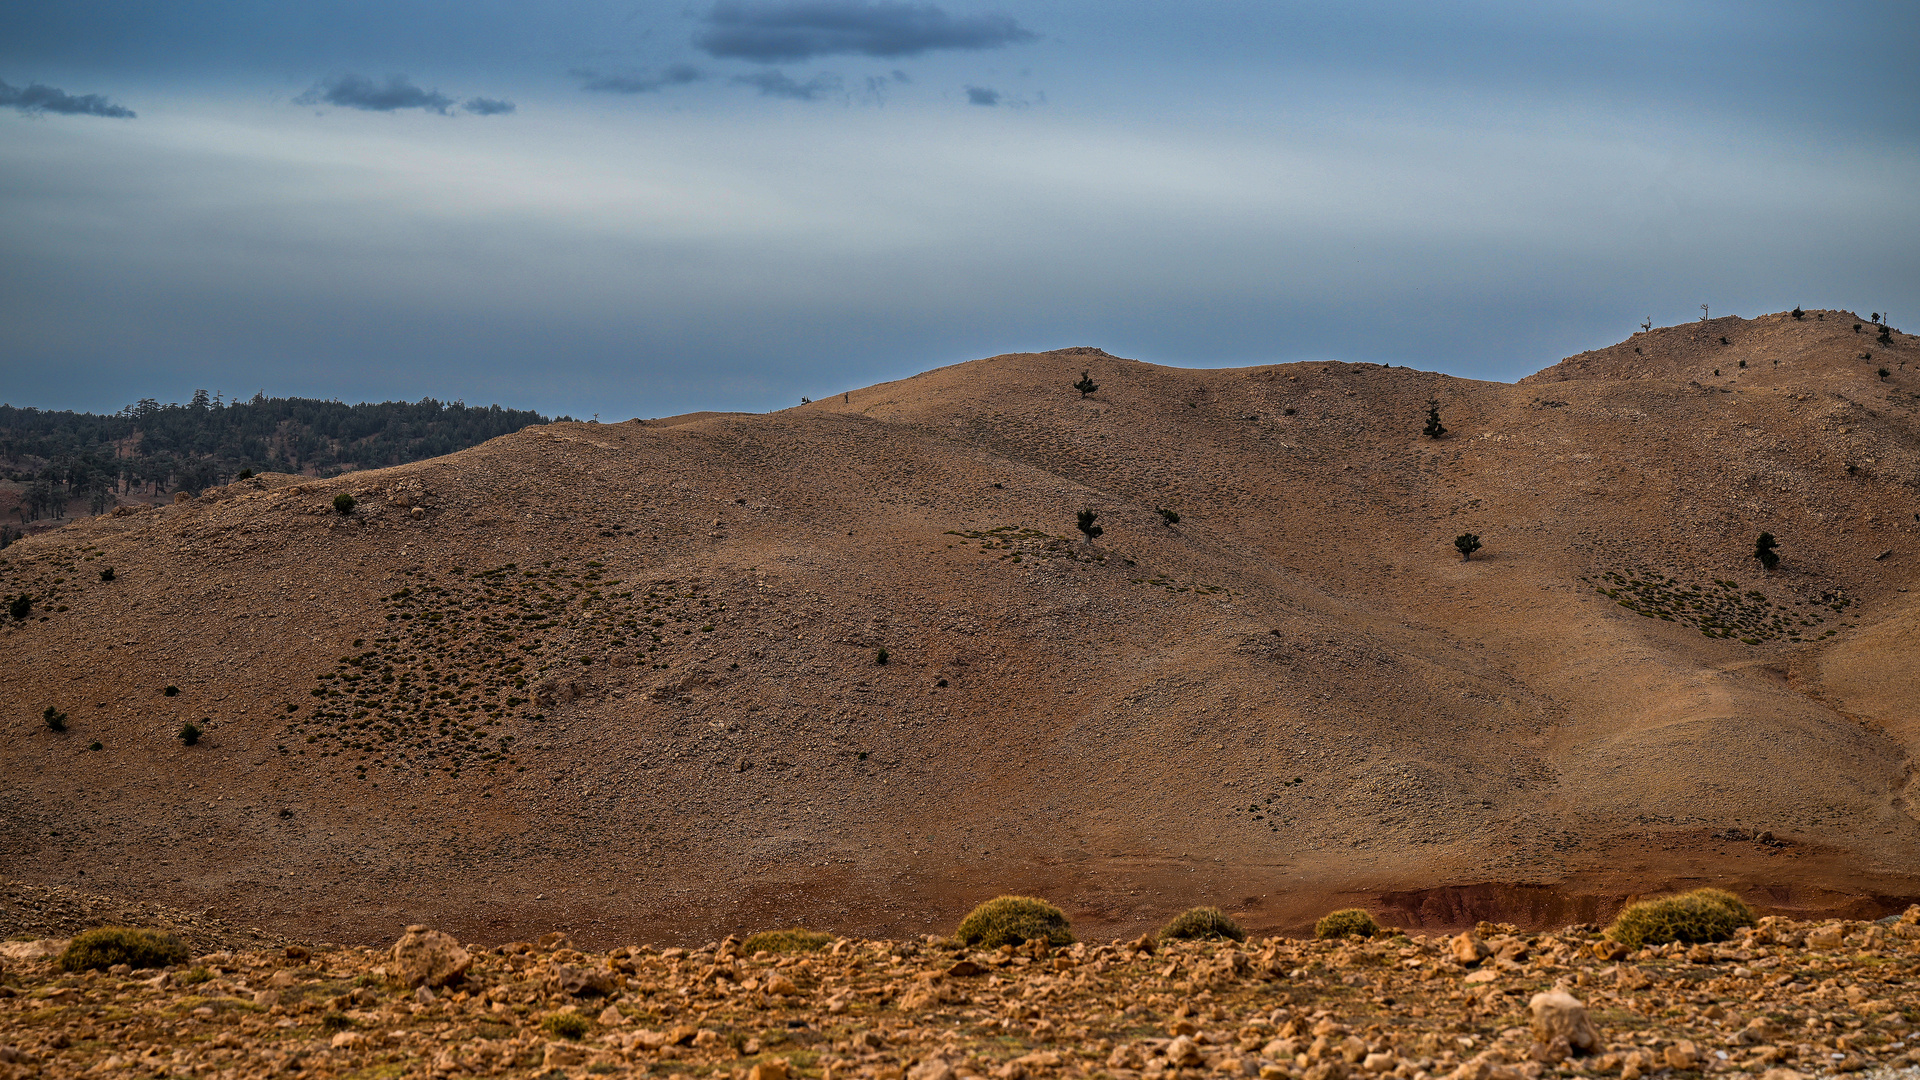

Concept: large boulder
[[390, 925, 472, 988]]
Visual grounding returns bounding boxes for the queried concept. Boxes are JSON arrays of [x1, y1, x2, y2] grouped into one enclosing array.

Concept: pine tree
[[1454, 533, 1481, 561], [1076, 509, 1103, 541], [1073, 371, 1099, 398], [1754, 532, 1780, 573], [1424, 399, 1448, 439]]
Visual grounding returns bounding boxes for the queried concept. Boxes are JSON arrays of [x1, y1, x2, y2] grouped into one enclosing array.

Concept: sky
[[2, 1, 1916, 420]]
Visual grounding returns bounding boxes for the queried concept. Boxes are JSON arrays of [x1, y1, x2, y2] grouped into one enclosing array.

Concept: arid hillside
[[1, 310, 1916, 948]]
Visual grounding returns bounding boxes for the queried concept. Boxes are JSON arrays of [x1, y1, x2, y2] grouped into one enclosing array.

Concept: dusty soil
[[0, 312, 1917, 948], [2, 904, 1919, 1080]]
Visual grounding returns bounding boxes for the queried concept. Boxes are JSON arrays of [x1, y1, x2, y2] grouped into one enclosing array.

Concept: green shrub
[[1159, 906, 1245, 942], [875, 647, 890, 665], [89, 741, 103, 751], [1073, 371, 1099, 398], [179, 722, 202, 746], [544, 1012, 591, 1039], [1454, 533, 1481, 561], [320, 1011, 351, 1031], [956, 895, 1074, 948], [42, 706, 67, 732], [1314, 908, 1381, 940], [334, 493, 356, 515], [741, 927, 833, 954], [1423, 399, 1447, 439], [1606, 888, 1754, 948], [58, 927, 190, 972]]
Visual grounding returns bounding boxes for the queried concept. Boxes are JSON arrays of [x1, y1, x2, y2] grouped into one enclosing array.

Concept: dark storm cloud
[[695, 1, 1036, 63], [732, 70, 843, 100], [0, 78, 135, 118], [295, 74, 455, 114], [573, 64, 704, 94], [461, 97, 516, 115], [964, 85, 998, 105]]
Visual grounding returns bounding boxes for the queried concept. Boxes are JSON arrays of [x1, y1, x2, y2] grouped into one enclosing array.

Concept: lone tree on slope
[[1754, 532, 1780, 573], [1454, 533, 1482, 561], [1073, 371, 1099, 398], [1423, 398, 1448, 439], [1076, 509, 1103, 541]]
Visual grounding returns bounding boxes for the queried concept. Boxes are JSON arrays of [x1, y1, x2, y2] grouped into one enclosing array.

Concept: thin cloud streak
[[695, 1, 1036, 62], [296, 74, 455, 113], [732, 70, 844, 100], [574, 65, 704, 94]]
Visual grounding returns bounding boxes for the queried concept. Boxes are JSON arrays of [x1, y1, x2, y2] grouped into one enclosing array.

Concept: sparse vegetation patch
[[1582, 569, 1842, 643], [282, 561, 731, 784]]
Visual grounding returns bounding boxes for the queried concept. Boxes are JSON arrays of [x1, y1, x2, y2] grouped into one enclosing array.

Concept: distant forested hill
[[1, 391, 563, 524]]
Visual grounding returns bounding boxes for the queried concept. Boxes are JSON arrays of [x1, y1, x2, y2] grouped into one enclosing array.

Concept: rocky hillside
[[0, 310, 1916, 947]]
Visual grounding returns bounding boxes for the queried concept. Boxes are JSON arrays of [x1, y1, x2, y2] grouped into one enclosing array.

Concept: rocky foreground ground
[[2, 904, 1919, 1080]]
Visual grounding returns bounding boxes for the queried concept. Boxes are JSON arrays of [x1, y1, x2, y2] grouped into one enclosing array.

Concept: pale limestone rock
[[547, 962, 615, 997], [1451, 934, 1491, 966], [908, 1061, 955, 1080], [1528, 990, 1599, 1057], [390, 926, 471, 988]]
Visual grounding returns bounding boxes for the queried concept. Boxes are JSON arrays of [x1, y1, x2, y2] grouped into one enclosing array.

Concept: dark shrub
[[59, 927, 190, 972], [1076, 509, 1102, 540], [163, 685, 179, 697], [179, 722, 202, 746], [1455, 533, 1482, 561], [8, 594, 30, 621], [42, 706, 67, 732], [1156, 507, 1180, 526], [1073, 371, 1099, 398], [1754, 532, 1780, 572], [100, 567, 115, 582], [1159, 906, 1245, 942], [1423, 399, 1447, 439], [334, 493, 356, 515], [956, 895, 1074, 948]]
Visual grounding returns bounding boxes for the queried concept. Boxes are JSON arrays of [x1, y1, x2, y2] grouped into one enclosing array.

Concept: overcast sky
[[2, 1, 1915, 419]]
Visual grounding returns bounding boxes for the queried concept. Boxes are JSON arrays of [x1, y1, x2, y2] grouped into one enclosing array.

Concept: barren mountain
[[2, 310, 1916, 948]]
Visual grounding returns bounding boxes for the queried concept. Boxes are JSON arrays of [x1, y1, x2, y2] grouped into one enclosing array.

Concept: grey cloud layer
[[295, 74, 512, 116], [0, 78, 135, 118], [964, 85, 998, 105], [695, 1, 1035, 62]]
